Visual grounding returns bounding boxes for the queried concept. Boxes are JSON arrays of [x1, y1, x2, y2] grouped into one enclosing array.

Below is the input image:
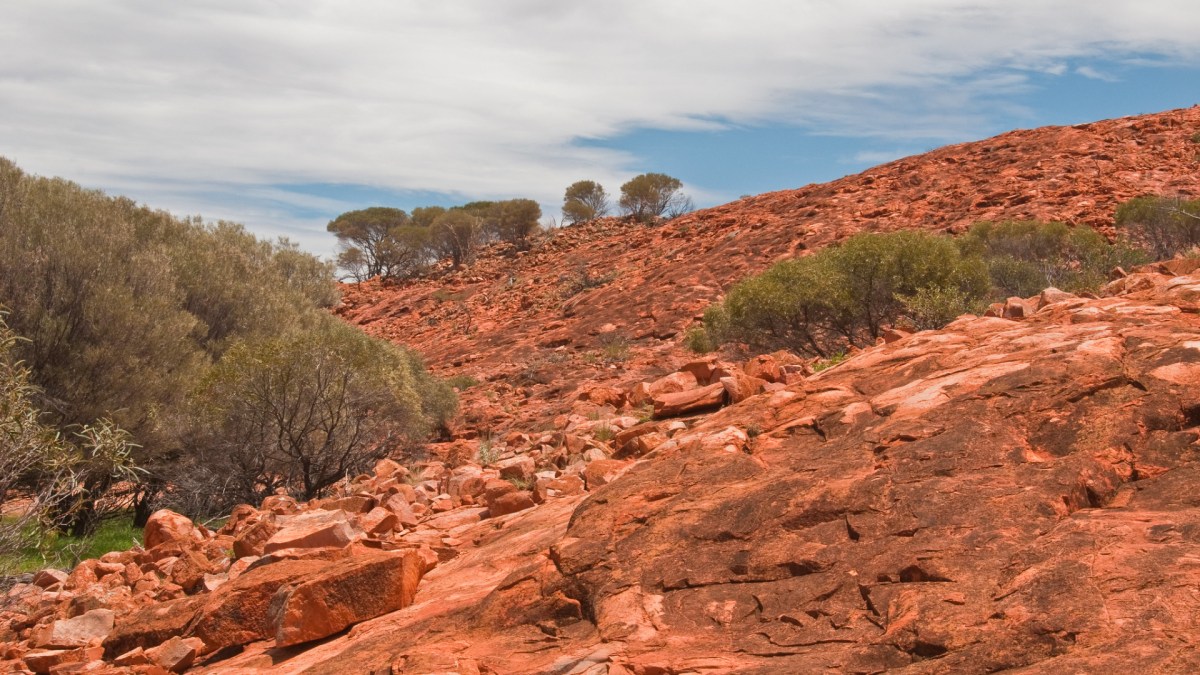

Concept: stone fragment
[[233, 516, 279, 559], [145, 636, 203, 673], [719, 372, 767, 404], [33, 609, 115, 649], [583, 459, 629, 490], [263, 510, 363, 554], [360, 506, 399, 535], [488, 491, 536, 517], [32, 569, 68, 589]]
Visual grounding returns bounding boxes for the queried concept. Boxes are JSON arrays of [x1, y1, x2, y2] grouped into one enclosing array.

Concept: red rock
[[144, 636, 202, 673], [33, 609, 114, 649], [582, 459, 629, 489], [652, 382, 726, 418], [32, 569, 68, 589], [270, 551, 425, 647], [382, 494, 420, 529], [22, 646, 102, 674], [262, 510, 363, 553], [260, 493, 299, 514], [320, 494, 377, 513], [496, 456, 536, 482], [719, 371, 767, 404], [374, 457, 407, 480], [678, 356, 719, 385], [232, 516, 278, 559], [646, 371, 699, 396], [142, 510, 202, 550], [488, 491, 536, 517], [187, 559, 329, 652], [360, 506, 398, 535]]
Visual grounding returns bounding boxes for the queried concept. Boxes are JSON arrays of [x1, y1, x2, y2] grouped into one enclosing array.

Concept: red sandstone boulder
[[32, 609, 114, 649], [142, 510, 203, 550], [262, 510, 363, 554], [145, 636, 203, 672], [652, 382, 726, 418], [488, 491, 536, 517], [270, 551, 426, 647]]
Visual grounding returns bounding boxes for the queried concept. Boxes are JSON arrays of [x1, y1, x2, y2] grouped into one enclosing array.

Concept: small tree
[[326, 207, 410, 280], [563, 180, 610, 224], [619, 173, 686, 222], [492, 199, 542, 249], [432, 209, 482, 268]]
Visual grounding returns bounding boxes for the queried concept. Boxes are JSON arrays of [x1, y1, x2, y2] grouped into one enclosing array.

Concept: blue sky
[[2, 2, 1199, 259]]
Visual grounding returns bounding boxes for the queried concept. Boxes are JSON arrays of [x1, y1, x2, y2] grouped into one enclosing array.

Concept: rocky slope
[[338, 106, 1200, 438], [4, 107, 1200, 674]]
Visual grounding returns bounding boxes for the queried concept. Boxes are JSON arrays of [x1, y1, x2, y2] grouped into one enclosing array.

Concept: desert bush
[[563, 180, 610, 224], [0, 316, 139, 546], [182, 317, 456, 511], [1114, 196, 1200, 261], [619, 173, 689, 222], [703, 231, 988, 356], [960, 220, 1148, 297]]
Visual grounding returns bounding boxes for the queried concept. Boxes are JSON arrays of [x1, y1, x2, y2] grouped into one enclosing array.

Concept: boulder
[[270, 551, 426, 647], [488, 491, 536, 517], [719, 372, 767, 404], [145, 636, 203, 673], [646, 371, 699, 396], [652, 382, 727, 419], [232, 516, 279, 559], [32, 609, 114, 649], [583, 459, 630, 490], [143, 510, 202, 550], [187, 559, 329, 652], [262, 510, 363, 554]]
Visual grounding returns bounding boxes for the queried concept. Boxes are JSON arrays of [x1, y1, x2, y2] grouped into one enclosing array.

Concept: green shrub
[[705, 231, 988, 356], [182, 317, 455, 511], [683, 326, 715, 354], [1114, 196, 1200, 261], [961, 220, 1149, 297]]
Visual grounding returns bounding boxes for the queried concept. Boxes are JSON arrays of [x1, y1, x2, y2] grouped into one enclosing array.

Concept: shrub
[[683, 326, 715, 354], [563, 180, 610, 223], [183, 317, 456, 510], [619, 173, 689, 222], [703, 231, 989, 356], [961, 220, 1149, 296], [1114, 196, 1200, 261]]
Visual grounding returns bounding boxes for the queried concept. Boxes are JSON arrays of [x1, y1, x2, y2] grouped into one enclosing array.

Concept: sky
[[2, 1, 1200, 259]]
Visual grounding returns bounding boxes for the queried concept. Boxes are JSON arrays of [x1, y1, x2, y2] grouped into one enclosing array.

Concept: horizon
[[3, 2, 1200, 259]]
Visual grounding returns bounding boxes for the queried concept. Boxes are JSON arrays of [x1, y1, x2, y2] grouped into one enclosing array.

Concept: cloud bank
[[2, 1, 1199, 254]]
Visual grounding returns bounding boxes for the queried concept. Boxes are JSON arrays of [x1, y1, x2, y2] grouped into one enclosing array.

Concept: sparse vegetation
[[563, 180, 611, 224], [446, 374, 480, 391], [619, 173, 691, 222], [699, 217, 1164, 358], [1114, 195, 1200, 261]]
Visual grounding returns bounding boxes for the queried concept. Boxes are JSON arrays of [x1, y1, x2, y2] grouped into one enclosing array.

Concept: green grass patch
[[0, 514, 141, 575]]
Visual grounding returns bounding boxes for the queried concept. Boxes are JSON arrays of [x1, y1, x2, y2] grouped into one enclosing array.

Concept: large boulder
[[270, 550, 426, 647], [143, 510, 203, 550]]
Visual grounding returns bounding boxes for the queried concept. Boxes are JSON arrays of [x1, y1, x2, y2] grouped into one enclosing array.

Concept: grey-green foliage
[[563, 180, 610, 224], [184, 316, 456, 509], [0, 315, 139, 543], [703, 231, 989, 356], [0, 156, 455, 521], [619, 173, 687, 222], [1114, 195, 1200, 261], [960, 220, 1149, 297]]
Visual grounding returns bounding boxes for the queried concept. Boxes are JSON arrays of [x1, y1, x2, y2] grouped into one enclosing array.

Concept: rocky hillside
[[4, 107, 1200, 674], [338, 106, 1200, 436]]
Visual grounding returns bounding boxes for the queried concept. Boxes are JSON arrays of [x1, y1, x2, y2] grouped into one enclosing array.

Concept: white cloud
[[2, 1, 1199, 256]]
